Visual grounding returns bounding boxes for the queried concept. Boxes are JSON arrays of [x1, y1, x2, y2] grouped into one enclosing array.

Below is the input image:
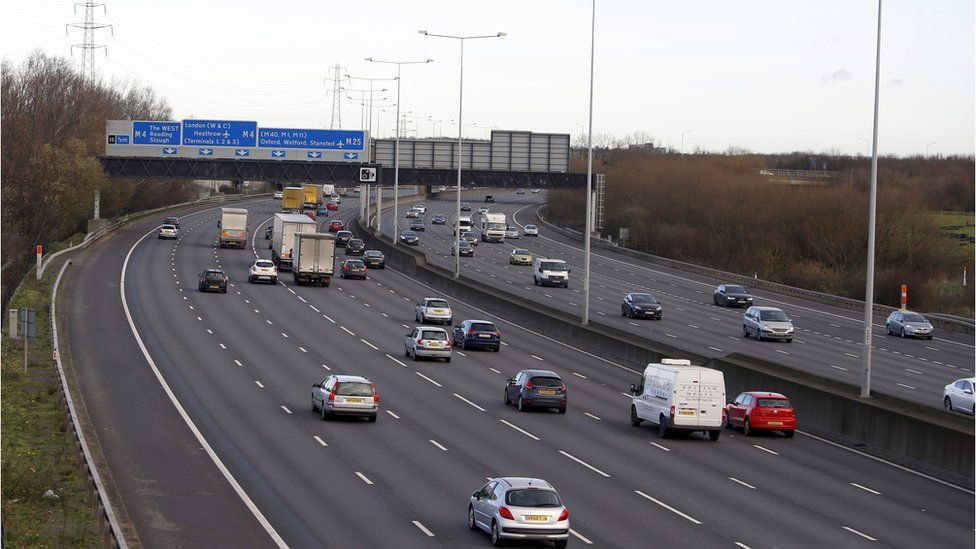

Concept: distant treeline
[[1, 52, 199, 305], [547, 150, 974, 316]]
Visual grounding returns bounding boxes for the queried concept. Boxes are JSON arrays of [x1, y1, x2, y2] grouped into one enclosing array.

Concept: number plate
[[479, 333, 491, 338], [524, 515, 547, 522], [679, 410, 696, 416], [427, 341, 443, 348], [538, 390, 556, 395], [345, 398, 364, 404], [767, 421, 783, 426], [210, 285, 220, 289]]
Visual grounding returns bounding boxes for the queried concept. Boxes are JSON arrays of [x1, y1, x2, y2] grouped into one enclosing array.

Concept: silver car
[[743, 306, 794, 342], [416, 297, 453, 324], [504, 226, 520, 239], [468, 477, 569, 548], [404, 326, 452, 362], [885, 310, 934, 339], [523, 224, 539, 236], [158, 224, 178, 239], [943, 377, 975, 415], [311, 374, 378, 422]]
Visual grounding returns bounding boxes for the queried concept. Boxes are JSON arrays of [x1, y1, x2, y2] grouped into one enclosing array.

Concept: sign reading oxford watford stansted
[[258, 128, 365, 150]]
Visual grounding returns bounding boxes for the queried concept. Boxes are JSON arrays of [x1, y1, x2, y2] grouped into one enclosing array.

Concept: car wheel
[[368, 414, 377, 423], [493, 346, 500, 352], [900, 327, 907, 338], [222, 288, 227, 294], [944, 396, 953, 411], [886, 324, 893, 335], [559, 405, 567, 414], [658, 416, 670, 439], [533, 277, 539, 286], [926, 335, 933, 340], [311, 396, 317, 412], [421, 314, 427, 324], [708, 430, 721, 441], [517, 396, 526, 412], [504, 390, 511, 405], [272, 277, 277, 285], [784, 430, 795, 438], [743, 419, 753, 436], [554, 541, 568, 549], [248, 276, 253, 283], [743, 325, 750, 338], [756, 329, 763, 342], [412, 349, 419, 361], [405, 345, 411, 358], [468, 506, 477, 530], [490, 521, 502, 547], [321, 404, 328, 421], [445, 356, 451, 363], [786, 338, 793, 343], [631, 405, 642, 426]]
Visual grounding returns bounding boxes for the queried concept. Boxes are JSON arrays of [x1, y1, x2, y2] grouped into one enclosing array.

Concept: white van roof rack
[[660, 358, 692, 365]]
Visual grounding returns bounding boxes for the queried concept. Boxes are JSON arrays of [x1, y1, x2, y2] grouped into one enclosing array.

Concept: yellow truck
[[302, 184, 322, 209], [282, 187, 303, 211]]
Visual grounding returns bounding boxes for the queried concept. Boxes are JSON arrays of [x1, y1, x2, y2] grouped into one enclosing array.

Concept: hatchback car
[[326, 201, 339, 211], [622, 292, 663, 320], [416, 297, 453, 324], [504, 226, 520, 239], [468, 477, 569, 548], [339, 259, 367, 279], [726, 391, 795, 437], [504, 370, 567, 413], [316, 206, 329, 216], [412, 204, 427, 214], [311, 374, 378, 422], [516, 189, 526, 194], [327, 220, 344, 232], [273, 191, 284, 199], [509, 249, 533, 265], [452, 319, 500, 351], [943, 377, 975, 415], [531, 188, 541, 193], [478, 206, 490, 214], [198, 268, 227, 293], [714, 284, 754, 307], [405, 209, 420, 219], [345, 239, 366, 255], [452, 240, 474, 257], [409, 219, 426, 232], [743, 306, 794, 342], [885, 310, 934, 339], [404, 326, 452, 362], [431, 213, 447, 225], [523, 224, 539, 236], [264, 225, 273, 239], [485, 195, 495, 203], [158, 224, 178, 239], [335, 230, 353, 247], [461, 231, 480, 246], [164, 216, 180, 229], [399, 230, 420, 245], [362, 250, 385, 269], [460, 203, 472, 212], [248, 259, 277, 284]]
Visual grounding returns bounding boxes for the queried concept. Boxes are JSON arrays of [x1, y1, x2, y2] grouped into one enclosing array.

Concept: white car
[[158, 224, 178, 239], [311, 374, 378, 422], [248, 259, 278, 284], [531, 188, 541, 193], [404, 326, 452, 362], [478, 206, 490, 214], [523, 224, 539, 236], [405, 209, 420, 219], [413, 204, 427, 214], [516, 189, 526, 194], [415, 297, 453, 325], [273, 191, 284, 199], [504, 226, 520, 239], [944, 377, 975, 415]]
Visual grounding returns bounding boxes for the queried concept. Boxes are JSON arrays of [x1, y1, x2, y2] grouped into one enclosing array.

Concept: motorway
[[62, 194, 974, 547], [378, 191, 976, 409]]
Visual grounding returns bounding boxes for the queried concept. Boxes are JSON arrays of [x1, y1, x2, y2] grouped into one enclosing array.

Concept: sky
[[1, 0, 974, 156]]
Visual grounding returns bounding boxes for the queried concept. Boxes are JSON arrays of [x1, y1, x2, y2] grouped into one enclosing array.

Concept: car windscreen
[[903, 313, 927, 322], [530, 376, 562, 387], [540, 261, 567, 271], [487, 223, 506, 230], [364, 251, 381, 258], [348, 240, 363, 246], [458, 241, 471, 248], [470, 323, 496, 332], [631, 294, 657, 304], [336, 382, 372, 396], [401, 231, 417, 237], [336, 231, 352, 238], [726, 285, 747, 294], [255, 260, 274, 268], [205, 272, 225, 280], [759, 310, 790, 321], [506, 489, 561, 508], [757, 398, 791, 408], [161, 225, 176, 230], [525, 225, 537, 229], [420, 330, 448, 341], [345, 261, 364, 268], [514, 249, 530, 255], [427, 299, 449, 308]]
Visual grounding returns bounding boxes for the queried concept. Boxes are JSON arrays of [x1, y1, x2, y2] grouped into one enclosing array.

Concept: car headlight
[[633, 306, 642, 311]]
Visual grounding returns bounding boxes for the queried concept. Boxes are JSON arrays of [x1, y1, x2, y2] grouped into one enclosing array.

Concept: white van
[[455, 216, 473, 235], [630, 359, 726, 441], [533, 258, 570, 288]]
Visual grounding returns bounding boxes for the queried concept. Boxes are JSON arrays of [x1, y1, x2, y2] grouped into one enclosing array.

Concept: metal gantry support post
[[861, 0, 883, 398], [582, 0, 597, 326], [375, 185, 382, 233]]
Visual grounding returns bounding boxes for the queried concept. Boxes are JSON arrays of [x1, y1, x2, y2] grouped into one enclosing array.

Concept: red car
[[326, 201, 339, 211], [725, 391, 795, 437], [327, 220, 344, 233]]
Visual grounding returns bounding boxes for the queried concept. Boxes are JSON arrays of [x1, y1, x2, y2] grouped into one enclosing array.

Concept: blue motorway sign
[[182, 120, 257, 147], [133, 121, 180, 145], [258, 128, 365, 151]]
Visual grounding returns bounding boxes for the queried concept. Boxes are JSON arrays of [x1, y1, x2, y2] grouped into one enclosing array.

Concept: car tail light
[[327, 385, 337, 402], [468, 329, 478, 335], [557, 508, 569, 521], [524, 380, 533, 390], [722, 407, 727, 420], [498, 507, 515, 520], [669, 405, 675, 420], [493, 331, 500, 337], [560, 384, 567, 392], [372, 384, 379, 404], [417, 339, 423, 346]]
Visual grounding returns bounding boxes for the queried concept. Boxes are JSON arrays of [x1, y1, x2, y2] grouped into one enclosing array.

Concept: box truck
[[481, 212, 507, 242], [218, 207, 248, 248], [292, 232, 336, 286], [271, 213, 316, 271], [630, 359, 726, 441], [302, 184, 322, 209], [282, 187, 303, 211]]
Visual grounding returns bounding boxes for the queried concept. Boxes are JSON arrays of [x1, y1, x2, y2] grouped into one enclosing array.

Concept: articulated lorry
[[218, 207, 249, 248], [302, 184, 323, 209], [481, 212, 507, 242], [282, 187, 304, 212], [293, 232, 336, 286], [271, 213, 316, 271]]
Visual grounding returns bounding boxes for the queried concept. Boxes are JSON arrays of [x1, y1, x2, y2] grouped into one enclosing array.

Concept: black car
[[409, 219, 426, 232], [264, 225, 273, 239], [399, 230, 420, 245], [452, 319, 500, 351], [452, 240, 474, 257], [714, 284, 754, 308], [504, 369, 566, 413], [164, 216, 180, 229], [362, 250, 386, 269], [485, 195, 495, 203], [345, 239, 366, 255], [335, 230, 354, 247], [431, 214, 447, 225], [198, 268, 227, 293], [622, 293, 663, 320], [460, 203, 472, 212]]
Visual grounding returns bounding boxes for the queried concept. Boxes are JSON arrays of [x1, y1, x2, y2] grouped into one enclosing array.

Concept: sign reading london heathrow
[[133, 121, 180, 145], [258, 128, 365, 151], [182, 120, 257, 147]]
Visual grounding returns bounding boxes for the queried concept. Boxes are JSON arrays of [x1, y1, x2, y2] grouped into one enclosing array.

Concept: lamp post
[[926, 141, 936, 156], [342, 88, 372, 129], [367, 57, 433, 245], [582, 0, 596, 325], [858, 137, 870, 157], [430, 118, 454, 137], [861, 0, 883, 399], [345, 74, 395, 137], [420, 29, 506, 279], [680, 129, 693, 155]]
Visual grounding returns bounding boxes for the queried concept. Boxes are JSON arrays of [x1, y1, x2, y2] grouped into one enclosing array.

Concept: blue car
[[316, 207, 329, 216], [452, 319, 501, 351]]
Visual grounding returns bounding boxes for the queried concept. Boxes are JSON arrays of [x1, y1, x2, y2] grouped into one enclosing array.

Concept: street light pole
[[583, 0, 596, 325], [366, 57, 433, 245], [681, 129, 693, 155], [861, 0, 883, 399], [420, 29, 506, 280], [926, 141, 936, 156], [858, 137, 871, 157]]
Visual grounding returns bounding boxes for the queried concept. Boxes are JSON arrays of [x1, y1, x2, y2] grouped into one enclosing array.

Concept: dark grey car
[[505, 370, 567, 413], [714, 284, 754, 307], [622, 292, 663, 319], [886, 311, 934, 339]]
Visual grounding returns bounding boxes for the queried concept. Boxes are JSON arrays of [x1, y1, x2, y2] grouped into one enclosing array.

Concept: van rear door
[[697, 369, 726, 428], [673, 370, 702, 426]]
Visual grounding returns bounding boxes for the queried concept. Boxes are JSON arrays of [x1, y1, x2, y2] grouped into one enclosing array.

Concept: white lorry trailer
[[481, 212, 507, 242], [271, 213, 316, 271], [292, 232, 336, 286], [218, 207, 249, 248], [629, 359, 726, 441]]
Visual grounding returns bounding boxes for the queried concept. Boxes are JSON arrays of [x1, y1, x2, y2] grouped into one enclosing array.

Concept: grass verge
[[1, 257, 102, 548]]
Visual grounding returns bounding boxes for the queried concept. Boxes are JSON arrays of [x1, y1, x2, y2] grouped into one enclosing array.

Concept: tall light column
[[861, 0, 883, 398], [420, 30, 506, 279], [582, 0, 596, 325], [681, 129, 693, 155], [367, 57, 434, 244]]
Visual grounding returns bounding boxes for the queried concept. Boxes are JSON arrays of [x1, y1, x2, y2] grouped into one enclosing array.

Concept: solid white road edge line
[[121, 225, 288, 549]]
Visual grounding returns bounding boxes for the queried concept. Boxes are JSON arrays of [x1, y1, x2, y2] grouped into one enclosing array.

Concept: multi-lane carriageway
[[63, 194, 974, 548], [379, 191, 976, 410]]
